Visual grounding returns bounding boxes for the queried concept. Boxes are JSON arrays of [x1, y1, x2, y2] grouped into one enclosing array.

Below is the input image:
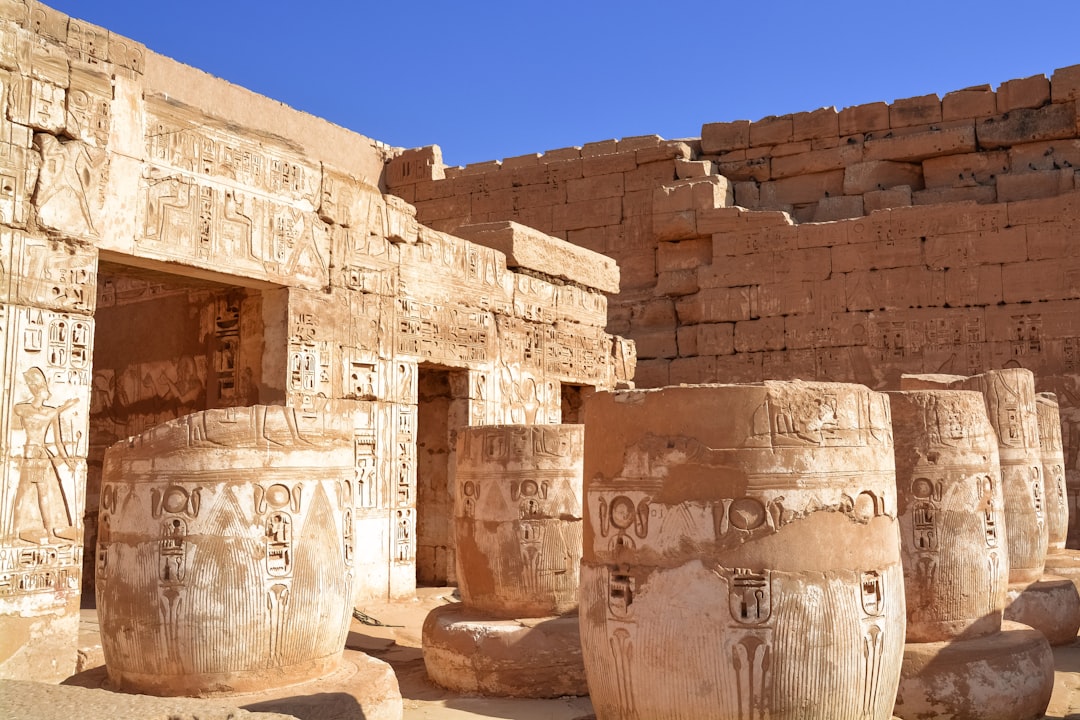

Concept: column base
[[894, 621, 1054, 720], [1004, 575, 1080, 645], [422, 602, 586, 698]]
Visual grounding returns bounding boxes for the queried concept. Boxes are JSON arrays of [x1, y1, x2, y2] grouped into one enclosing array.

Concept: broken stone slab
[[454, 221, 620, 294], [0, 679, 299, 720]]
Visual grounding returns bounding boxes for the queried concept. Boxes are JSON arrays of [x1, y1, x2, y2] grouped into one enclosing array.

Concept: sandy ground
[[76, 586, 1079, 719]]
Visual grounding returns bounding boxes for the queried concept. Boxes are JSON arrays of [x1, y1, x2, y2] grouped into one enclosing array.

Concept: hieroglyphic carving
[[1037, 392, 1069, 550], [7, 75, 65, 132], [395, 296, 492, 365], [454, 424, 583, 618], [0, 117, 38, 227], [1, 229, 97, 313], [65, 66, 110, 147], [97, 407, 354, 695], [580, 383, 904, 720], [890, 389, 1007, 643]]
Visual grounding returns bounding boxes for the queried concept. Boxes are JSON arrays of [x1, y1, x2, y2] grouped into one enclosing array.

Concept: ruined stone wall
[[386, 65, 1080, 536], [0, 0, 631, 680]]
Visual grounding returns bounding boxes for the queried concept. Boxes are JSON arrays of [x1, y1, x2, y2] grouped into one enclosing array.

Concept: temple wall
[[0, 0, 630, 680], [385, 66, 1080, 530]]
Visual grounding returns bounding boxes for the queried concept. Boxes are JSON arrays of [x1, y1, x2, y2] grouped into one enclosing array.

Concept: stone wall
[[385, 65, 1080, 536], [0, 0, 631, 680]]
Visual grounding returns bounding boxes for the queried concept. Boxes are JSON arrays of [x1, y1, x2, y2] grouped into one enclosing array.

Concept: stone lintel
[[455, 221, 620, 294]]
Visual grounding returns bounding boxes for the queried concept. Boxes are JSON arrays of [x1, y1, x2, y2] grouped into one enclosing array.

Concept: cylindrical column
[[454, 424, 583, 618], [97, 407, 356, 696], [1036, 392, 1069, 551], [957, 369, 1048, 582], [581, 382, 905, 720], [888, 390, 1007, 642]]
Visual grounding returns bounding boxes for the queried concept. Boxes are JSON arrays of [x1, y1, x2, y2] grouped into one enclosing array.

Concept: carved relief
[[97, 407, 355, 695], [33, 135, 107, 238], [581, 384, 904, 720]]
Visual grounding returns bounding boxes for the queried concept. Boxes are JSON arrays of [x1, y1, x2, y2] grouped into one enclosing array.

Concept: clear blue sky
[[46, 1, 1080, 168]]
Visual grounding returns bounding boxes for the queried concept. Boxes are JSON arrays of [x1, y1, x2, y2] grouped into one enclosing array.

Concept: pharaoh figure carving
[[12, 367, 80, 544], [580, 382, 905, 720]]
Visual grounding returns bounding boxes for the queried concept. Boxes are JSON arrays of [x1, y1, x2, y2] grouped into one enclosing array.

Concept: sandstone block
[[839, 101, 891, 135], [623, 159, 677, 192], [701, 119, 750, 154], [832, 236, 922, 273], [656, 237, 712, 272], [912, 184, 997, 206], [675, 286, 752, 324], [890, 94, 942, 128], [654, 268, 699, 296], [997, 74, 1051, 113], [551, 196, 621, 232], [924, 226, 1027, 269], [581, 139, 619, 157], [455, 221, 620, 293], [945, 265, 1004, 307], [751, 280, 817, 317], [864, 123, 977, 162], [566, 173, 624, 202], [652, 210, 697, 241], [636, 140, 692, 165], [1051, 63, 1080, 103], [632, 328, 678, 359], [942, 84, 998, 121], [581, 151, 636, 177], [771, 144, 863, 179], [386, 145, 444, 187], [1009, 138, 1080, 173], [844, 160, 924, 194], [669, 354, 718, 383], [632, 357, 670, 388], [812, 194, 864, 222], [922, 150, 1009, 189], [674, 158, 714, 179], [759, 169, 844, 206], [734, 315, 785, 352], [691, 322, 735, 356], [733, 180, 760, 207], [750, 114, 793, 146], [1026, 221, 1075, 260], [864, 186, 913, 212], [792, 106, 839, 142], [977, 103, 1078, 149], [653, 176, 732, 214], [617, 135, 662, 152], [770, 140, 813, 157], [996, 168, 1076, 203], [716, 155, 771, 182]]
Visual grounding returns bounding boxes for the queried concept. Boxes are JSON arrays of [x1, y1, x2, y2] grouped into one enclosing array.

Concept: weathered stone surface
[[422, 603, 586, 698], [454, 424, 583, 618], [1037, 392, 1070, 550], [1004, 575, 1080, 646], [0, 679, 300, 720], [889, 390, 1007, 642], [892, 621, 1053, 720], [456, 221, 619, 293], [97, 407, 356, 696], [581, 382, 904, 720], [957, 369, 1049, 583]]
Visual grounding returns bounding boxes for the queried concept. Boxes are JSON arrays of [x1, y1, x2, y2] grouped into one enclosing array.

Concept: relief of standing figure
[[12, 367, 80, 544]]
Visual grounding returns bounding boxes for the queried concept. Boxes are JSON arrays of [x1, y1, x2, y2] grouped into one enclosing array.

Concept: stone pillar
[[1037, 392, 1070, 551], [956, 369, 1048, 583], [580, 382, 905, 720], [957, 369, 1080, 645], [422, 424, 586, 698], [889, 390, 1054, 720], [0, 234, 97, 682], [97, 406, 357, 696]]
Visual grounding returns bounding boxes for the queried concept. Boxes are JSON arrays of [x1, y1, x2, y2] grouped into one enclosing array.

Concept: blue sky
[[45, 1, 1080, 168]]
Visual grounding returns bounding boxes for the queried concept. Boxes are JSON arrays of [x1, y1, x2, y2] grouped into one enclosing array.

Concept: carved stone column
[[889, 390, 1054, 720], [422, 424, 587, 698], [97, 406, 356, 696], [580, 382, 905, 720]]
